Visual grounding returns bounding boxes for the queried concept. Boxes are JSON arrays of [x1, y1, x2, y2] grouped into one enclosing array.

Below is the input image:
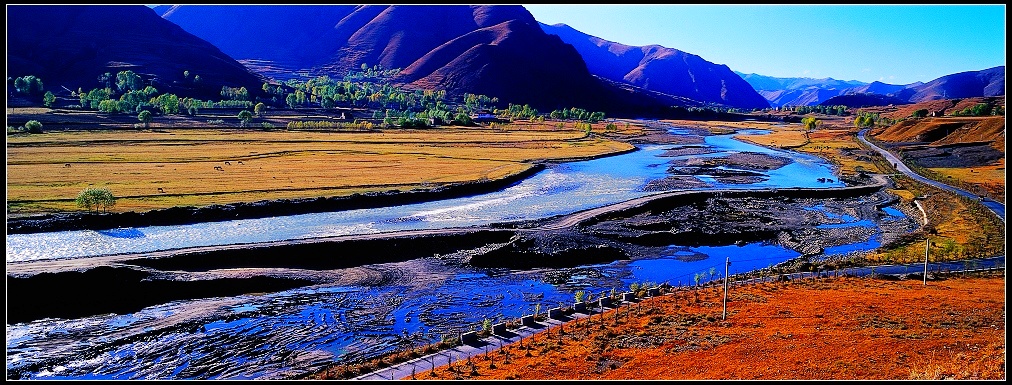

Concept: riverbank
[[413, 272, 1005, 380], [7, 124, 638, 231], [7, 139, 640, 234]]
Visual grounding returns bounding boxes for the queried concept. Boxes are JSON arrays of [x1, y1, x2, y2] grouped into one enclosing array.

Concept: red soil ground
[[416, 274, 1005, 380]]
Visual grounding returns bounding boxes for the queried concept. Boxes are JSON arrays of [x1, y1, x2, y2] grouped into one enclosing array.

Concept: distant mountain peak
[[540, 22, 768, 109]]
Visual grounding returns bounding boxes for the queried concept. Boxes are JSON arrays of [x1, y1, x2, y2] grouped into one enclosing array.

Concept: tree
[[76, 188, 116, 212], [254, 102, 266, 117], [14, 75, 44, 96], [24, 120, 43, 133], [138, 110, 152, 128], [452, 112, 473, 126], [115, 70, 143, 92], [911, 109, 929, 118], [801, 116, 820, 130], [43, 91, 56, 107], [238, 110, 254, 127]]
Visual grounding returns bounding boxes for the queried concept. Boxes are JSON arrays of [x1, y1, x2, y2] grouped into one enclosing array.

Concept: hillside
[[862, 96, 1006, 121], [541, 23, 769, 110], [904, 66, 1005, 103], [7, 5, 266, 100], [818, 93, 909, 108], [156, 5, 358, 70], [156, 4, 684, 114], [869, 116, 1005, 153]]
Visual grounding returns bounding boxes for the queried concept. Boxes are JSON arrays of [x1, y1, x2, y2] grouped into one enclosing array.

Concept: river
[[6, 124, 910, 379]]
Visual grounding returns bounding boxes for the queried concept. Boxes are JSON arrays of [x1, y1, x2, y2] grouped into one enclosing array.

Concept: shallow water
[[7, 124, 901, 379], [6, 127, 843, 263]]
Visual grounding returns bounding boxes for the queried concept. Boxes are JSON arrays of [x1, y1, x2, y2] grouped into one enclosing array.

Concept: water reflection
[[6, 125, 904, 379]]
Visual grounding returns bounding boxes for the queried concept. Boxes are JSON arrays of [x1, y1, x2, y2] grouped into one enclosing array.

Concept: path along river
[[6, 124, 914, 379]]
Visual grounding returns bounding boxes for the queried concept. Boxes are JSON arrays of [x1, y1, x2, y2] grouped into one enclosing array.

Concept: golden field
[[6, 125, 636, 214]]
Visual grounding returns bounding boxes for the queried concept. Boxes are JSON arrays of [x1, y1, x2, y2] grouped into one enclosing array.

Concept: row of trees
[[13, 75, 44, 95], [12, 75, 57, 107], [793, 104, 849, 116], [17, 64, 616, 131], [950, 103, 1003, 117], [7, 120, 43, 134], [548, 107, 605, 122]]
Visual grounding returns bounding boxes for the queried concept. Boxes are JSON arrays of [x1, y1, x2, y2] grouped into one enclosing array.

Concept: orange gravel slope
[[416, 274, 1005, 380]]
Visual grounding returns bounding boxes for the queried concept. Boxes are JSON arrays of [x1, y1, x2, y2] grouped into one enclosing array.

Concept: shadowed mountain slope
[[540, 23, 770, 110], [156, 4, 689, 114], [904, 66, 1005, 103], [8, 5, 266, 100], [156, 5, 358, 69]]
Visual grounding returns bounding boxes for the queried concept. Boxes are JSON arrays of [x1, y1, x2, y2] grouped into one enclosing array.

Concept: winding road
[[857, 129, 1005, 222]]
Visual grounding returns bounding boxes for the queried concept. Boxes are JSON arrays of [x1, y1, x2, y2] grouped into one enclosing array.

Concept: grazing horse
[[237, 160, 244, 165], [225, 161, 231, 165], [64, 163, 71, 168], [157, 187, 165, 193], [214, 166, 223, 171]]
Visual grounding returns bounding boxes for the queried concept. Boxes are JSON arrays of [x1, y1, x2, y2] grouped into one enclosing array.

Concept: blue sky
[[525, 4, 1005, 85]]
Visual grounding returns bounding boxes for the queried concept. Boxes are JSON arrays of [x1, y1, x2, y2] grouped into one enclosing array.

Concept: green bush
[[24, 120, 43, 133], [76, 187, 116, 212]]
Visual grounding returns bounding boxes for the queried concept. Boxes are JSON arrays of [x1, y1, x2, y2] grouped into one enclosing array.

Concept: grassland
[[6, 122, 638, 214], [414, 273, 1005, 380]]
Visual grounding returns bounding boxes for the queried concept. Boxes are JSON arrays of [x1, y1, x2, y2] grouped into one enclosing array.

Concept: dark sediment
[[126, 230, 515, 272], [6, 266, 315, 324]]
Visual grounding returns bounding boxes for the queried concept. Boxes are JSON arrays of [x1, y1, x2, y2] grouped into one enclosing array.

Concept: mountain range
[[538, 23, 770, 110], [7, 4, 1004, 114], [157, 4, 697, 113], [736, 66, 1004, 108]]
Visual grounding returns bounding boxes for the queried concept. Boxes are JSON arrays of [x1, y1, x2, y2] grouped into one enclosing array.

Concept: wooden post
[[923, 238, 929, 286], [722, 257, 730, 320]]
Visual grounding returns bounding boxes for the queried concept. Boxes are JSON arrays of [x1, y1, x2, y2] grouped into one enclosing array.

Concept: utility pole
[[722, 257, 730, 320], [923, 238, 929, 286]]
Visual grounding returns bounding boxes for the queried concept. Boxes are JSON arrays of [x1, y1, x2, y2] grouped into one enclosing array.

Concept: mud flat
[[7, 172, 906, 327]]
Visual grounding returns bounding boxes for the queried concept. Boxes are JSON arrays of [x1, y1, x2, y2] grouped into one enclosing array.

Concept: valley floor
[[414, 273, 1005, 380]]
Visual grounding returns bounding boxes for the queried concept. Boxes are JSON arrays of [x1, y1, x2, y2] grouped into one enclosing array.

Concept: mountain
[[157, 5, 358, 70], [845, 80, 914, 96], [737, 67, 1005, 107], [903, 66, 1005, 103], [540, 23, 770, 110], [8, 5, 266, 100], [735, 72, 868, 92], [818, 93, 909, 108], [735, 72, 870, 107], [158, 4, 687, 114]]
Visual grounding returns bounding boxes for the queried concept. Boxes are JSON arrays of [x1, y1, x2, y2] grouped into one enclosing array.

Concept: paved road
[[857, 129, 1005, 222]]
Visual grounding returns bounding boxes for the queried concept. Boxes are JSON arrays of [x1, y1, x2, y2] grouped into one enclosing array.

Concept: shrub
[[76, 187, 116, 212], [24, 120, 43, 134]]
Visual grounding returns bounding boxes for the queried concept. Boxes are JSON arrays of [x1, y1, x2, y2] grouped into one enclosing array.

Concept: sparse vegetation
[[416, 274, 1005, 380]]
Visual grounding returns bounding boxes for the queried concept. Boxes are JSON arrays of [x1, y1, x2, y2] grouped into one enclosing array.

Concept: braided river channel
[[6, 123, 913, 379]]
